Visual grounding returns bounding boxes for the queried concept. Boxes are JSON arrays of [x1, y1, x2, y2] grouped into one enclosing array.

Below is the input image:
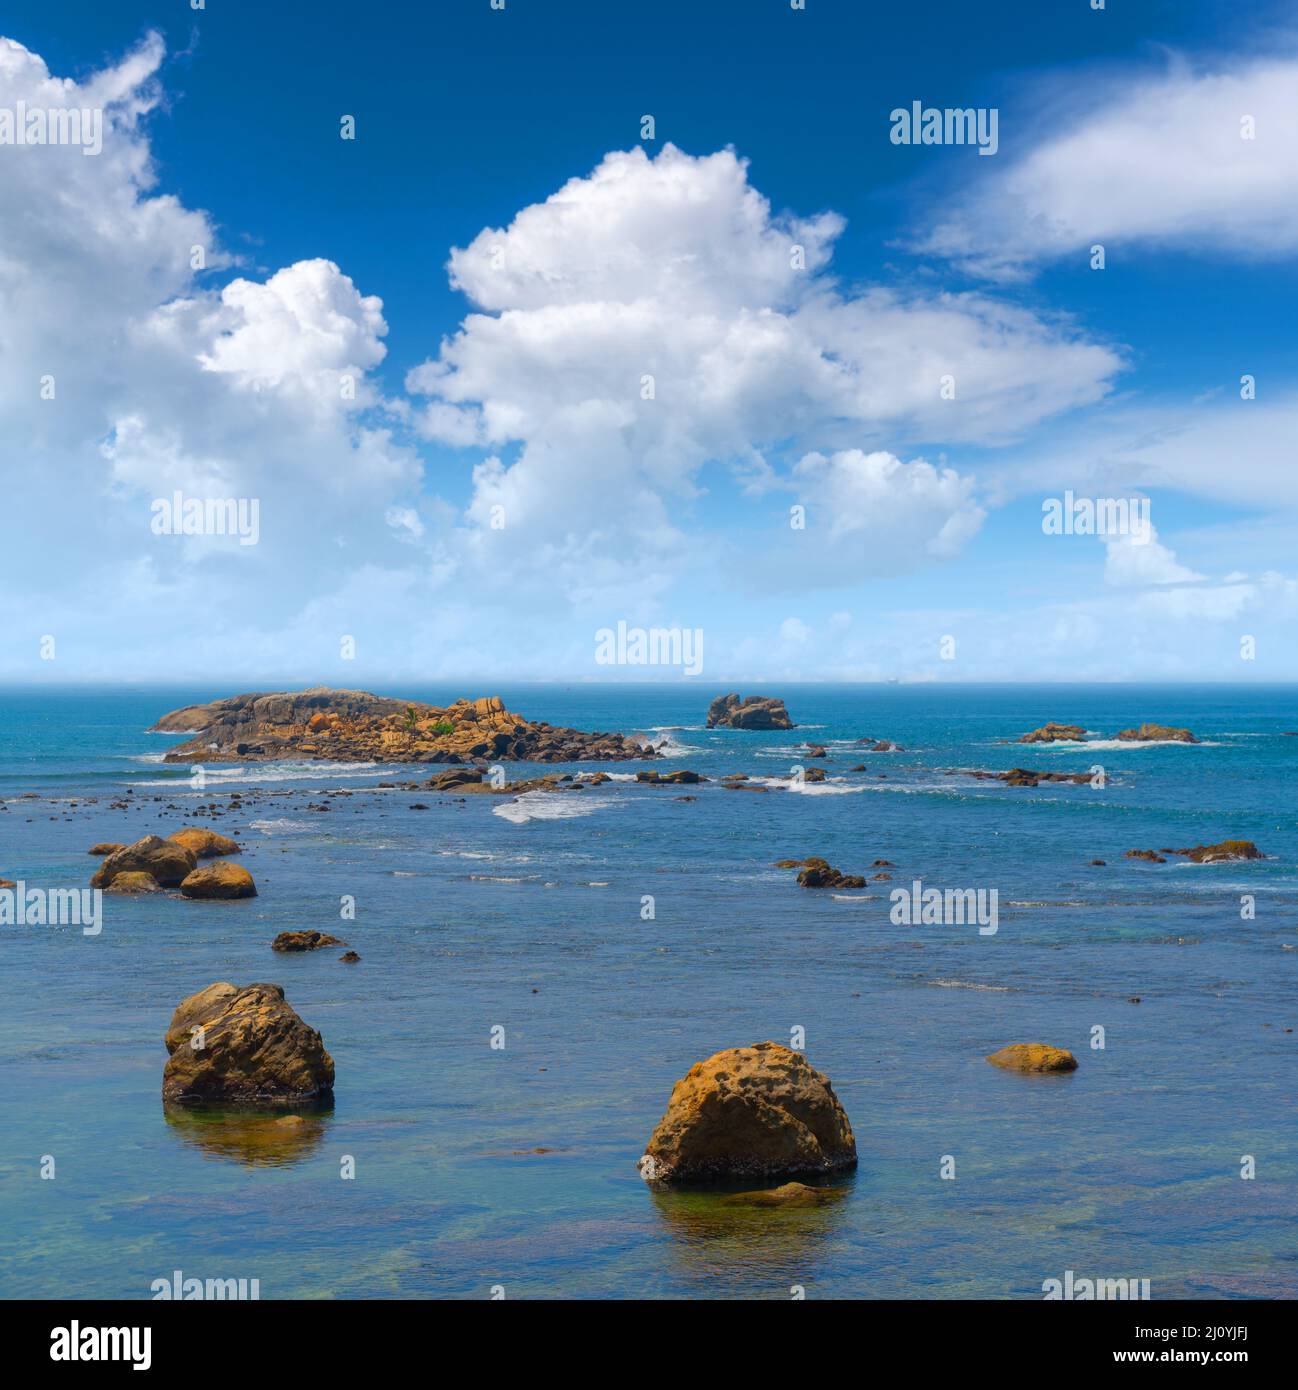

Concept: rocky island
[[706, 693, 795, 729], [151, 688, 657, 764]]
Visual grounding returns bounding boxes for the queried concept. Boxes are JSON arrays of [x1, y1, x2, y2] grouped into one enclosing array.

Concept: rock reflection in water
[[649, 1178, 853, 1284], [163, 1102, 333, 1167]]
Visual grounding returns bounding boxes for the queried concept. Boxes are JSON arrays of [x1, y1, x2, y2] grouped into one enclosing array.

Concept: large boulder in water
[[168, 828, 241, 859], [638, 1042, 856, 1184], [272, 930, 346, 952], [1018, 722, 1087, 744], [706, 693, 795, 730], [162, 982, 334, 1104], [104, 871, 162, 895], [180, 863, 257, 899], [987, 1043, 1078, 1074], [92, 835, 196, 888]]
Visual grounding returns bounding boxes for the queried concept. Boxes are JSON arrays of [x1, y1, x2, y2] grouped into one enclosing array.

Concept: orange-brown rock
[[1115, 723, 1198, 743], [162, 982, 334, 1104], [1018, 722, 1088, 744], [986, 1044, 1078, 1073], [88, 842, 125, 855], [719, 1181, 847, 1208], [152, 688, 656, 765], [638, 1042, 857, 1184], [180, 863, 257, 899], [168, 828, 241, 859], [104, 871, 162, 895], [92, 835, 197, 888]]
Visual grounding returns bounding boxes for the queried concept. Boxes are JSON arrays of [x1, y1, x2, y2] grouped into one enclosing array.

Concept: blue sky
[[1, 0, 1295, 683]]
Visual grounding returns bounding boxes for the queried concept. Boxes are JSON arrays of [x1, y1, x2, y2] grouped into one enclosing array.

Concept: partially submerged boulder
[[92, 835, 196, 888], [706, 694, 795, 730], [1126, 840, 1261, 865], [162, 982, 334, 1104], [719, 1181, 847, 1208], [638, 1042, 856, 1184], [987, 1044, 1078, 1074], [636, 769, 705, 785], [104, 871, 162, 895], [168, 828, 241, 859], [88, 842, 125, 855], [180, 863, 257, 899], [776, 857, 866, 889], [272, 930, 346, 952]]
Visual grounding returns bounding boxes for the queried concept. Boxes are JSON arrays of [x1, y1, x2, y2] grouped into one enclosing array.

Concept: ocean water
[[1, 682, 1296, 1300]]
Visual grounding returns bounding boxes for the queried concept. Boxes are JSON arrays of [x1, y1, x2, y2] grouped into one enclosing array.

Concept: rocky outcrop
[[92, 835, 197, 889], [179, 863, 257, 899], [986, 1044, 1078, 1073], [168, 828, 241, 859], [151, 688, 656, 765], [339, 951, 361, 963], [774, 856, 865, 888], [162, 982, 334, 1104], [272, 930, 346, 952], [706, 694, 795, 730], [639, 1042, 856, 1184], [1127, 840, 1261, 865], [951, 767, 1092, 788], [88, 842, 125, 855], [636, 769, 706, 785], [104, 871, 162, 895], [1018, 722, 1088, 744], [1115, 723, 1198, 743]]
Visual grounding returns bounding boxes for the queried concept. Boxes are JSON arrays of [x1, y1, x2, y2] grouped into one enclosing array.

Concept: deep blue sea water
[[1, 683, 1296, 1300]]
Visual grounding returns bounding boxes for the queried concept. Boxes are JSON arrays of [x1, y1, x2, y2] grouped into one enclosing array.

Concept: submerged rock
[[1115, 723, 1198, 743], [162, 982, 334, 1104], [168, 828, 241, 859], [986, 1043, 1078, 1074], [1171, 839, 1262, 863], [719, 1181, 848, 1208], [88, 842, 125, 855], [639, 1042, 856, 1184], [339, 951, 361, 963], [1125, 849, 1167, 863], [92, 835, 196, 888], [1018, 722, 1088, 744], [180, 863, 258, 899], [706, 693, 795, 730], [636, 769, 706, 785], [104, 871, 162, 895], [272, 930, 346, 952]]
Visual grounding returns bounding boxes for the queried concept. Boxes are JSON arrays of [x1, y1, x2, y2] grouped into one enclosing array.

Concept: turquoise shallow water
[[1, 683, 1296, 1299]]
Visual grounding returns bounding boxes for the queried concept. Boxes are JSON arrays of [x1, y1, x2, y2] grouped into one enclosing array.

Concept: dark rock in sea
[[849, 763, 867, 772], [1171, 840, 1262, 863], [151, 689, 657, 765], [1115, 723, 1199, 743], [636, 769, 706, 785], [638, 1042, 856, 1184], [706, 693, 795, 730], [1091, 859, 1107, 866], [986, 1043, 1078, 1073], [162, 982, 334, 1104], [806, 745, 827, 759], [339, 951, 361, 963], [272, 930, 346, 952], [952, 767, 1092, 788], [179, 863, 258, 899], [803, 767, 827, 783], [1125, 849, 1168, 863], [92, 835, 197, 888]]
